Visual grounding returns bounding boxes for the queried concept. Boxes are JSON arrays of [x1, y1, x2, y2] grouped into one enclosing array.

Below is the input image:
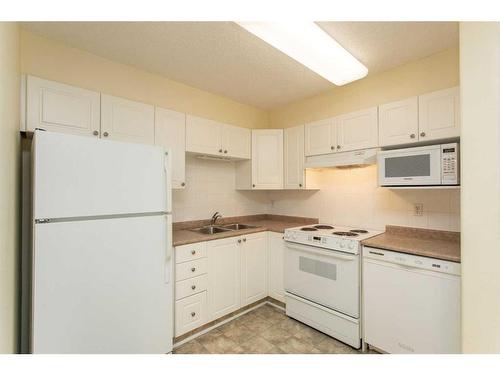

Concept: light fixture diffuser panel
[[238, 22, 368, 86]]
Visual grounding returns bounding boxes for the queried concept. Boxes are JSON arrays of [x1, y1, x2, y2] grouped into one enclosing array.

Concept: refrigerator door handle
[[163, 149, 172, 213], [165, 214, 172, 284]]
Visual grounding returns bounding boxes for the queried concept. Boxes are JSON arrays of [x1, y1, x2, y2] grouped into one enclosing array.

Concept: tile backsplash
[[172, 155, 270, 222], [267, 165, 460, 231], [173, 160, 460, 232]]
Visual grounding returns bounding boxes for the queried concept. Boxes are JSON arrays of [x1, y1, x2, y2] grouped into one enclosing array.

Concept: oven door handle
[[285, 242, 356, 261]]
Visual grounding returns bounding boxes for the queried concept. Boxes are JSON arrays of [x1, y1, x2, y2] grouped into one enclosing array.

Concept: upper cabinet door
[[154, 107, 186, 189], [26, 76, 100, 137], [418, 86, 460, 141], [101, 94, 154, 145], [337, 107, 378, 152], [305, 118, 336, 156], [378, 97, 419, 147], [252, 129, 284, 189], [185, 115, 222, 156], [284, 125, 305, 189], [221, 124, 251, 159]]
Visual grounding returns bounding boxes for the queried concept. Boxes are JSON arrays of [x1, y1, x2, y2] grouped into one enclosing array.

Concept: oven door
[[284, 242, 360, 318], [378, 145, 442, 186]]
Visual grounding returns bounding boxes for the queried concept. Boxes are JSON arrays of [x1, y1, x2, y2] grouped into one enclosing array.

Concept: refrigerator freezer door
[[33, 131, 170, 219], [32, 215, 173, 353]]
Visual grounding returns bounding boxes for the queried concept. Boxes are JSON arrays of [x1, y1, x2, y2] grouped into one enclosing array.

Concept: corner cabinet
[[26, 76, 101, 137], [185, 115, 250, 160], [154, 107, 186, 189], [236, 129, 284, 190], [284, 125, 306, 189], [100, 94, 155, 145]]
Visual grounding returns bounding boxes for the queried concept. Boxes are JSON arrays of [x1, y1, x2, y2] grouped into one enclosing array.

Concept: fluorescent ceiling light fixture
[[237, 22, 368, 86]]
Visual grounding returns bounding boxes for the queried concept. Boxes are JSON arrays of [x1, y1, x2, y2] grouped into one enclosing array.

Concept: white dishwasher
[[362, 246, 461, 354]]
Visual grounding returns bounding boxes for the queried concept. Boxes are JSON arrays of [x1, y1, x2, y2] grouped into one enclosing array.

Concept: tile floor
[[174, 304, 378, 354]]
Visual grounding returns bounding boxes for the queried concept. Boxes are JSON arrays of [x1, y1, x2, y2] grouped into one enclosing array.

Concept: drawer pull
[[191, 312, 196, 317], [191, 250, 196, 255], [191, 285, 196, 290], [191, 267, 196, 272]]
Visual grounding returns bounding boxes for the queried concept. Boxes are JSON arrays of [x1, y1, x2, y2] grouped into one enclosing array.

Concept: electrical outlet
[[414, 203, 424, 216]]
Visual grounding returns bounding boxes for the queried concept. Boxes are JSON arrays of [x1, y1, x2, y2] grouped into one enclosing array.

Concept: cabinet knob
[[243, 238, 246, 242], [191, 267, 196, 272], [299, 183, 303, 187], [191, 312, 196, 317], [337, 145, 341, 149], [420, 132, 426, 137], [410, 133, 416, 139], [252, 184, 256, 188], [191, 285, 196, 290], [330, 146, 334, 150], [219, 149, 223, 153], [224, 150, 227, 154], [191, 250, 196, 255], [92, 130, 99, 136], [238, 239, 242, 243], [103, 132, 109, 137], [181, 182, 186, 187]]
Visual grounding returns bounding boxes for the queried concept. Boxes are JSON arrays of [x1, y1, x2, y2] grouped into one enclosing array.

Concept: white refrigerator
[[30, 131, 173, 354]]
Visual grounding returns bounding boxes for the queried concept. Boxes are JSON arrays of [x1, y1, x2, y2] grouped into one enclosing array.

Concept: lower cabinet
[[206, 237, 241, 321], [240, 232, 268, 306], [268, 232, 286, 303], [174, 231, 285, 337]]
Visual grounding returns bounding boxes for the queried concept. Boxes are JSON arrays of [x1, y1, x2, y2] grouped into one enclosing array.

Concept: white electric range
[[283, 224, 382, 349]]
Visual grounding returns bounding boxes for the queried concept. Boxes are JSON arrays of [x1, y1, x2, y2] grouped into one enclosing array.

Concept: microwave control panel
[[441, 143, 459, 185]]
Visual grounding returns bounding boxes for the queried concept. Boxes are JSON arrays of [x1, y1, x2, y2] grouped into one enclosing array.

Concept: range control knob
[[340, 241, 345, 248], [348, 242, 354, 250]]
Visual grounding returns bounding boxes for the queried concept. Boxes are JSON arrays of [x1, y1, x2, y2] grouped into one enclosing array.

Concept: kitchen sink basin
[[220, 223, 258, 230], [189, 226, 233, 235]]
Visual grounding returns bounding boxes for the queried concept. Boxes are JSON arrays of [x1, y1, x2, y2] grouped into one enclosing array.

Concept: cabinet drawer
[[175, 258, 207, 281], [175, 291, 207, 336], [175, 242, 206, 264], [176, 274, 208, 300]]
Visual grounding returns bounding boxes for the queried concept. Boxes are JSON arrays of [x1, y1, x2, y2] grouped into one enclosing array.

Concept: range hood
[[304, 148, 378, 169]]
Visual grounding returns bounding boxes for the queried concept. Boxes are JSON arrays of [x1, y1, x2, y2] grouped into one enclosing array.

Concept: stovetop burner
[[350, 229, 368, 234], [332, 231, 359, 237], [300, 227, 318, 231], [314, 225, 334, 230]]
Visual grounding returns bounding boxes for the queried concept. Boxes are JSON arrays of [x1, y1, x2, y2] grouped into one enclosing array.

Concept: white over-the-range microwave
[[378, 143, 459, 186]]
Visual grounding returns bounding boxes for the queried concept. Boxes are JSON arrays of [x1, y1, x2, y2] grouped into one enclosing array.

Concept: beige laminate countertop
[[173, 214, 318, 247], [361, 225, 461, 263]]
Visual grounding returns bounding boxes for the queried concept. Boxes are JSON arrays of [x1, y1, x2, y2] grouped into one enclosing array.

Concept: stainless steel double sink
[[189, 223, 258, 235]]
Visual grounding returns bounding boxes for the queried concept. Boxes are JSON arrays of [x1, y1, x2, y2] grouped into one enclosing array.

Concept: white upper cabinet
[[154, 107, 186, 189], [206, 237, 241, 321], [240, 232, 268, 306], [186, 115, 251, 159], [418, 86, 460, 141], [284, 125, 305, 189], [378, 97, 419, 147], [236, 129, 284, 190], [26, 76, 100, 137], [185, 115, 222, 156], [101, 94, 155, 144], [337, 107, 378, 152], [221, 124, 251, 159], [305, 118, 336, 156]]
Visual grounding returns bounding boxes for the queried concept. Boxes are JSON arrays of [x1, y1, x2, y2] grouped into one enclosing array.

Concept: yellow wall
[[460, 22, 500, 353], [20, 30, 269, 129], [0, 22, 20, 354], [269, 47, 459, 128]]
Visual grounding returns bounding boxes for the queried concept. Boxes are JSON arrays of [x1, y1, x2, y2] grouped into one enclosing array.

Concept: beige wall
[[460, 22, 500, 353], [269, 47, 459, 128], [0, 22, 20, 354], [20, 30, 269, 129]]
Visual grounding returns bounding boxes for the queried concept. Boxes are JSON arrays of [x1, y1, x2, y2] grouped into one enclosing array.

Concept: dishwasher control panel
[[362, 246, 461, 276]]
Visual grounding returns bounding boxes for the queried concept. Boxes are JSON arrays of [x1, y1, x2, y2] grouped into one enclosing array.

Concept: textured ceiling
[[21, 22, 458, 109]]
